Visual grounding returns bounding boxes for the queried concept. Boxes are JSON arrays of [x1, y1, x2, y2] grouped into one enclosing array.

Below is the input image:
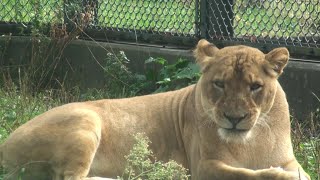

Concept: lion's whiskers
[[255, 113, 272, 133], [199, 108, 216, 128]]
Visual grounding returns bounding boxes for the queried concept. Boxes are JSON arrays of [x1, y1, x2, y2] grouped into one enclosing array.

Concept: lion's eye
[[213, 81, 224, 89], [250, 83, 262, 92]]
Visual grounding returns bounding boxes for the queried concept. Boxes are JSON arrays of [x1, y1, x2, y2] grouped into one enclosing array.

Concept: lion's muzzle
[[223, 112, 248, 129]]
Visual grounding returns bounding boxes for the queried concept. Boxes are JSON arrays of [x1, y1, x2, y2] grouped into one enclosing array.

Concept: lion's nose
[[223, 113, 248, 128]]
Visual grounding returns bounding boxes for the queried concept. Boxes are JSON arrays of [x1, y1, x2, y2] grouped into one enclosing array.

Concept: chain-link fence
[[0, 0, 319, 57], [206, 0, 320, 47], [96, 0, 197, 34], [0, 0, 63, 27]]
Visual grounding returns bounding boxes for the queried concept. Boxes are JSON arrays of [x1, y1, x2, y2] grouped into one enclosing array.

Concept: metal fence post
[[199, 0, 208, 39], [206, 0, 234, 38]]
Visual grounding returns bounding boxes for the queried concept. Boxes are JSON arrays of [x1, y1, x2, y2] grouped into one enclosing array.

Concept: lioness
[[0, 39, 310, 180]]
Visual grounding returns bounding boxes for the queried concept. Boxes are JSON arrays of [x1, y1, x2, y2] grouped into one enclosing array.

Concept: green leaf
[[145, 57, 167, 65], [174, 63, 200, 80]]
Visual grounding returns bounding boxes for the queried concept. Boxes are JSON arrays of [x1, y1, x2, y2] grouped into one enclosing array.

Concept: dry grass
[[291, 111, 320, 180]]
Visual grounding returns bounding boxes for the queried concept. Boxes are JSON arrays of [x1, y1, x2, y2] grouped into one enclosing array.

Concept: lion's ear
[[193, 39, 219, 72], [264, 47, 289, 77]]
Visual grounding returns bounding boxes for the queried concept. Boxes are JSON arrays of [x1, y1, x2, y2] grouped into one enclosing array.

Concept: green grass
[[291, 113, 320, 179], [295, 137, 320, 179], [0, 88, 61, 143]]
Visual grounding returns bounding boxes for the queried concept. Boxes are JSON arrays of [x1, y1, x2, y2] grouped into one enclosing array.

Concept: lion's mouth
[[223, 128, 250, 133], [218, 127, 252, 142]]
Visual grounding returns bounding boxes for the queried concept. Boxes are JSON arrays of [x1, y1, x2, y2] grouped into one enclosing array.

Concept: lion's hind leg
[[2, 107, 103, 180], [49, 108, 102, 180], [52, 127, 101, 180], [3, 129, 100, 180]]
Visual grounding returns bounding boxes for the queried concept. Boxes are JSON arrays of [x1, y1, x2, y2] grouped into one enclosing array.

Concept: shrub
[[140, 57, 200, 93], [120, 133, 190, 180]]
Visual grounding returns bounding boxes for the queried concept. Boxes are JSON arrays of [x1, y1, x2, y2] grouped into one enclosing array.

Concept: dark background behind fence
[[0, 0, 319, 59]]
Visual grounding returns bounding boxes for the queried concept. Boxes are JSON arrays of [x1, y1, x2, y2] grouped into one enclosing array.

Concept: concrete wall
[[1, 36, 319, 120]]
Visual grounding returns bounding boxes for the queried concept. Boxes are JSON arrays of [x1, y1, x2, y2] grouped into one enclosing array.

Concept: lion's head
[[194, 39, 289, 142]]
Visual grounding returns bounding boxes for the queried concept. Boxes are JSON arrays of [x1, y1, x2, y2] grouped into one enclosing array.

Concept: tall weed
[[292, 106, 320, 179]]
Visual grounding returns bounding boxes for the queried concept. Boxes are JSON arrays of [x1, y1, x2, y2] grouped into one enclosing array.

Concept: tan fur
[[0, 39, 310, 180]]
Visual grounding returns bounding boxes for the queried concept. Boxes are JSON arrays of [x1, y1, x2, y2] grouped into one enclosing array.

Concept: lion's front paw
[[256, 167, 308, 180], [85, 177, 117, 180]]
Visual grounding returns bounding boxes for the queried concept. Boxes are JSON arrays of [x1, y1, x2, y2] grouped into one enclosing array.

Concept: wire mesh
[[206, 0, 320, 47], [0, 0, 319, 48], [94, 0, 198, 36], [0, 0, 63, 25]]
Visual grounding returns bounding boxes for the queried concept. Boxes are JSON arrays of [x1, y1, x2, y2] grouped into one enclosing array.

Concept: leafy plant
[[102, 51, 145, 96], [143, 57, 200, 93], [120, 133, 189, 180], [102, 53, 200, 96]]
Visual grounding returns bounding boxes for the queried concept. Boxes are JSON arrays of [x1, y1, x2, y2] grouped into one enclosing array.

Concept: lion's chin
[[217, 128, 252, 143]]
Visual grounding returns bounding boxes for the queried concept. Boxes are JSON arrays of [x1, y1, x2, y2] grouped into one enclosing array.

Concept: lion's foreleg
[[281, 159, 310, 180], [196, 159, 303, 180], [85, 177, 117, 180], [63, 176, 116, 180]]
